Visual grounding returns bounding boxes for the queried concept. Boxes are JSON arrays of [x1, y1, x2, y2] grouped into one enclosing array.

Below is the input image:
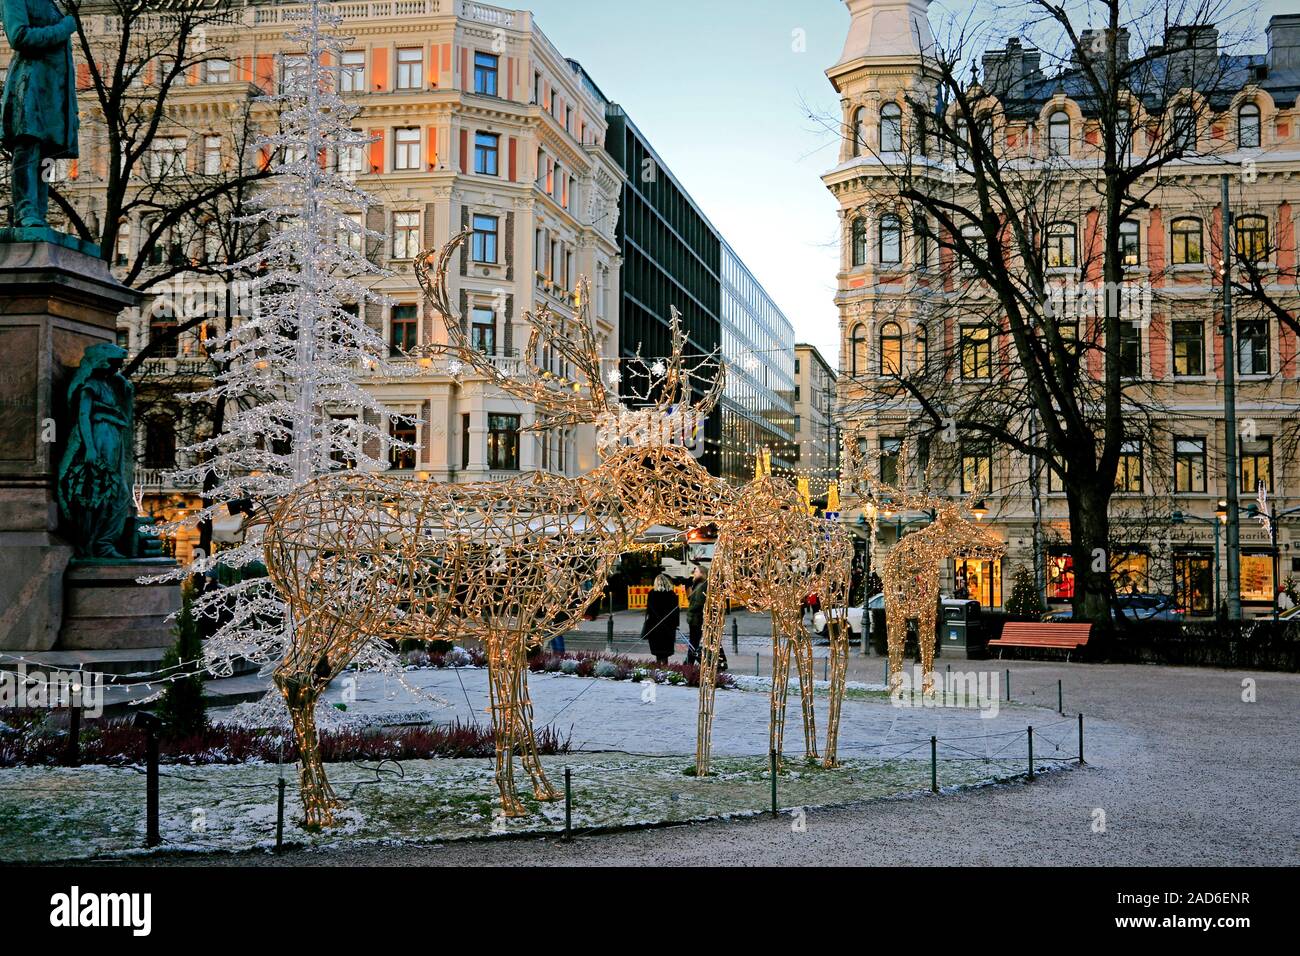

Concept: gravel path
[[108, 659, 1300, 866]]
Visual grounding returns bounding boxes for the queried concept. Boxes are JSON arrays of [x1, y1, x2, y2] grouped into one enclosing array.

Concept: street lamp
[[970, 499, 988, 521]]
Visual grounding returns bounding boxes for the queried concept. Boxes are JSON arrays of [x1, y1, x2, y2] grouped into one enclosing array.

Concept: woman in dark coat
[[641, 574, 680, 665]]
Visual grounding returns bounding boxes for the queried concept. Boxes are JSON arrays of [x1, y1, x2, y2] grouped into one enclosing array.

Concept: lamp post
[[1220, 174, 1243, 620]]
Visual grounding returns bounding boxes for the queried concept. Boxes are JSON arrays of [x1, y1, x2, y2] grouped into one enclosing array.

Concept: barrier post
[[64, 702, 81, 767], [1058, 679, 1064, 715], [1078, 713, 1085, 765], [930, 736, 938, 793], [146, 732, 160, 847], [770, 750, 778, 816], [563, 767, 572, 841], [606, 615, 614, 652], [1027, 725, 1035, 781], [1006, 669, 1011, 701], [732, 618, 738, 654], [276, 777, 286, 850]]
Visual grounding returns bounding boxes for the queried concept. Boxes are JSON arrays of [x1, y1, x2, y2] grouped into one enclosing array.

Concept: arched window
[[149, 310, 178, 358], [851, 217, 869, 266], [852, 108, 867, 157], [1173, 104, 1196, 153], [1046, 221, 1077, 268], [1238, 102, 1261, 149], [879, 321, 903, 376], [1048, 110, 1071, 156], [1170, 217, 1203, 264], [915, 323, 928, 371], [143, 418, 176, 470], [879, 214, 902, 264], [850, 324, 867, 376], [1235, 214, 1269, 262], [880, 102, 903, 152], [959, 224, 985, 268]]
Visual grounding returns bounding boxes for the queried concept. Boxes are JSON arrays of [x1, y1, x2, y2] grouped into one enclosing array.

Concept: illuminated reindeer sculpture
[[842, 437, 1003, 695], [264, 233, 851, 826]]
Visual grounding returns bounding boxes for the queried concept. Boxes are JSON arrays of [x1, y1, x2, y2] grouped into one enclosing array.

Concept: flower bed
[[399, 645, 736, 689], [0, 711, 571, 768]]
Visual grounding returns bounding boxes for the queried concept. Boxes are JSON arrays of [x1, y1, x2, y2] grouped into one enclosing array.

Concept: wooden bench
[[986, 622, 1092, 661]]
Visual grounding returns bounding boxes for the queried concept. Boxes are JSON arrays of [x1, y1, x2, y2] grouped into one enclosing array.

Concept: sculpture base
[[0, 227, 101, 259], [60, 559, 181, 650]]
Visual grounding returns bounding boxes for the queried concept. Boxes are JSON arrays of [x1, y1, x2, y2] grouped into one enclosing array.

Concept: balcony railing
[[249, 0, 517, 26]]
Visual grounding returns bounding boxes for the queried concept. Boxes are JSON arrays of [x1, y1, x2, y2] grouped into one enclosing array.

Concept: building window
[[879, 322, 903, 376], [1174, 552, 1214, 615], [1238, 102, 1261, 149], [1174, 437, 1206, 493], [915, 324, 928, 370], [114, 224, 131, 267], [336, 212, 363, 254], [337, 136, 365, 177], [1116, 106, 1132, 157], [143, 418, 176, 469], [851, 107, 866, 156], [1171, 217, 1203, 264], [960, 325, 992, 380], [1241, 552, 1276, 603], [393, 127, 420, 170], [1119, 321, 1141, 377], [149, 313, 178, 357], [1046, 221, 1076, 268], [1119, 219, 1140, 266], [851, 217, 868, 266], [471, 306, 496, 354], [1235, 214, 1269, 262], [880, 102, 903, 152], [389, 417, 417, 470], [474, 52, 498, 96], [1048, 110, 1070, 156], [340, 51, 365, 92], [471, 214, 498, 263], [395, 47, 423, 90], [202, 135, 222, 175], [961, 441, 993, 494], [487, 414, 520, 470], [850, 324, 866, 376], [149, 137, 187, 178], [1241, 437, 1272, 494], [959, 224, 985, 267], [1173, 104, 1196, 153], [1117, 439, 1143, 492], [204, 59, 230, 83], [1047, 551, 1074, 600], [392, 211, 420, 259], [474, 131, 499, 175], [879, 437, 901, 485], [1237, 320, 1269, 375], [955, 557, 1002, 608], [1112, 551, 1150, 594], [879, 214, 902, 264], [389, 304, 418, 355], [1172, 320, 1204, 376]]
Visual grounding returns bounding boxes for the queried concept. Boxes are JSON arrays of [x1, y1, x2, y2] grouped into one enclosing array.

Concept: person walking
[[641, 574, 679, 665], [685, 566, 728, 670]]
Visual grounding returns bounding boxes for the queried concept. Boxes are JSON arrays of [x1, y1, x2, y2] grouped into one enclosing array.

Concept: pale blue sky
[[522, 0, 1291, 369]]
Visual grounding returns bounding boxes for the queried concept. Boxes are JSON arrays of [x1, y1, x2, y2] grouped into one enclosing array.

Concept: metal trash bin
[[941, 599, 983, 656]]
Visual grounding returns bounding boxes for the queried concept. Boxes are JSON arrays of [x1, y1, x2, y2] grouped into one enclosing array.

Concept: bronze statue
[[1, 0, 79, 228], [57, 342, 135, 558]]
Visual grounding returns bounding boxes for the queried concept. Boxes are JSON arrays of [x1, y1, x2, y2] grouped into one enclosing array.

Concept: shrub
[[156, 581, 207, 739], [593, 660, 621, 679]]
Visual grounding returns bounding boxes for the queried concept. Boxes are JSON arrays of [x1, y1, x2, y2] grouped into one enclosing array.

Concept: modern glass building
[[600, 97, 794, 483], [719, 243, 796, 485]]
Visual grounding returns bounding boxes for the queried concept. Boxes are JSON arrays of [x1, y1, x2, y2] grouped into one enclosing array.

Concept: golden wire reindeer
[[263, 233, 852, 825], [841, 435, 1003, 695]]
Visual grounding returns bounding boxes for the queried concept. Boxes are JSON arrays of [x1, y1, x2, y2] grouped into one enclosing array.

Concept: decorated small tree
[[1006, 566, 1046, 621], [157, 580, 207, 738]]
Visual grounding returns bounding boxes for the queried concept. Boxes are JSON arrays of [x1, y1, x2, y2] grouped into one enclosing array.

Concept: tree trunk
[[1066, 480, 1113, 626]]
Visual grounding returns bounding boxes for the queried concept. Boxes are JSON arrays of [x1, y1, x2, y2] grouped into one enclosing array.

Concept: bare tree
[[831, 0, 1257, 624]]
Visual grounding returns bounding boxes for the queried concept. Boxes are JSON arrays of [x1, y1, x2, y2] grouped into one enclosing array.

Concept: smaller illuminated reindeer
[[842, 435, 1003, 695]]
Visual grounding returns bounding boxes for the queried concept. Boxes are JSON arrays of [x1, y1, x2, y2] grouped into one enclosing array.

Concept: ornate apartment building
[[793, 343, 838, 490], [2, 0, 623, 558], [825, 0, 1300, 616]]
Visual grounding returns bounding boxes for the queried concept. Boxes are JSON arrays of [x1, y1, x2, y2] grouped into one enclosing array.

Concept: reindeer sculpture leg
[[768, 615, 793, 769], [484, 633, 526, 817], [274, 614, 367, 830], [513, 637, 559, 802], [694, 567, 731, 777], [916, 577, 941, 697], [787, 610, 820, 763], [822, 611, 850, 767]]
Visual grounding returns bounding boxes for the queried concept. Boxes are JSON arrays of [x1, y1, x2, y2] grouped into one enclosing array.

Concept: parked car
[[814, 594, 979, 639], [1043, 593, 1184, 623]]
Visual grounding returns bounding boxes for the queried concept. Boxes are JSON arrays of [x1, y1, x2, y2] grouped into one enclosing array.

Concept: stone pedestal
[[61, 560, 182, 649], [0, 239, 143, 650]]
